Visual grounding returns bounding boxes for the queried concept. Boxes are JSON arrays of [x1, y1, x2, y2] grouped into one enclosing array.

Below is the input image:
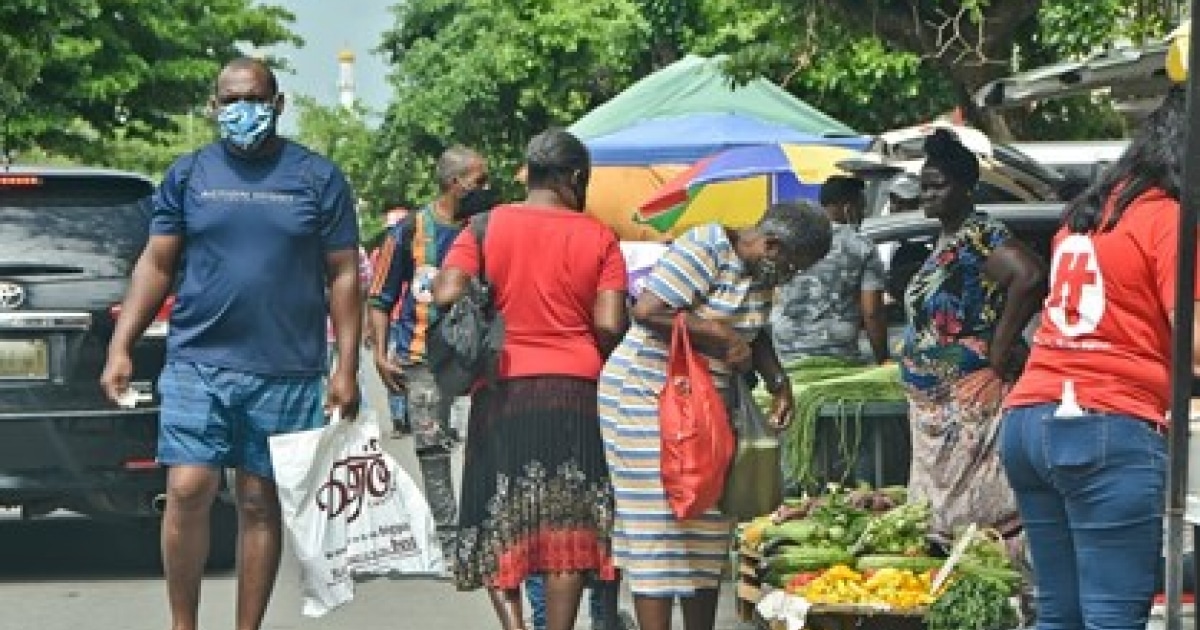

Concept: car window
[[975, 181, 1023, 204], [0, 174, 153, 267]]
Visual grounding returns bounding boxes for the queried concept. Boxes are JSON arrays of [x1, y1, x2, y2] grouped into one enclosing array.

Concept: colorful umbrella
[[636, 144, 860, 235]]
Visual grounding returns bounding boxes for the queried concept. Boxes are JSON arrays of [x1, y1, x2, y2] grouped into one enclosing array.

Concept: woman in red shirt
[[1001, 86, 1200, 629], [433, 129, 629, 630]]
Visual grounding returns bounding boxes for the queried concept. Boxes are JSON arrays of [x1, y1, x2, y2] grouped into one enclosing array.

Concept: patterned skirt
[[905, 368, 1020, 544], [451, 376, 616, 591]]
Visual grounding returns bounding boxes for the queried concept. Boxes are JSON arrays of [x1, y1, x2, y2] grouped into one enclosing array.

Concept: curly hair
[[819, 175, 866, 207], [1063, 86, 1185, 233], [757, 200, 833, 261], [923, 128, 980, 189]]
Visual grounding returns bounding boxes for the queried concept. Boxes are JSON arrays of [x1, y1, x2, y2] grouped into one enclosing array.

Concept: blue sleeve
[[320, 166, 359, 252], [149, 154, 191, 235], [368, 224, 414, 312]]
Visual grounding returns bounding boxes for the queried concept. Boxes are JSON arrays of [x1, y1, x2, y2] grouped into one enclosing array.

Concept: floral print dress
[[899, 214, 1021, 542]]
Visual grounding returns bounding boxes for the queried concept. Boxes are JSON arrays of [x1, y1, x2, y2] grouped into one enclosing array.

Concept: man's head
[[525, 128, 591, 211], [211, 57, 284, 155], [818, 175, 867, 225], [886, 173, 921, 213], [436, 146, 492, 219]]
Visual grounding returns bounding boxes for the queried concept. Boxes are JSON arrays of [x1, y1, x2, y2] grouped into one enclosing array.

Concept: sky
[[257, 0, 395, 133]]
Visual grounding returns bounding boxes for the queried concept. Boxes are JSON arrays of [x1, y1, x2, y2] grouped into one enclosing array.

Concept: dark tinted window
[[974, 181, 1023, 204], [0, 174, 153, 262]]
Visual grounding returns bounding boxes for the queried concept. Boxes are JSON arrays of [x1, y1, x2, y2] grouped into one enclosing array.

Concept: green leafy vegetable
[[927, 574, 1019, 630]]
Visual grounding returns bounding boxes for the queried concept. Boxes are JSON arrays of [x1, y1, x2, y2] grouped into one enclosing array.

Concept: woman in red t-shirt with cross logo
[[1001, 86, 1200, 629]]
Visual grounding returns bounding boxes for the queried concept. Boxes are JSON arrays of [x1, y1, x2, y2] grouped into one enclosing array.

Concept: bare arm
[[111, 235, 182, 353], [750, 332, 786, 396], [750, 332, 794, 429], [326, 248, 362, 418], [984, 240, 1048, 381], [432, 268, 469, 308], [631, 290, 750, 370], [593, 290, 629, 358], [860, 289, 889, 364], [100, 235, 182, 403]]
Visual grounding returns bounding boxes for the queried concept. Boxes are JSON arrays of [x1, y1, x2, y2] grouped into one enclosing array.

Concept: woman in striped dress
[[599, 202, 833, 630]]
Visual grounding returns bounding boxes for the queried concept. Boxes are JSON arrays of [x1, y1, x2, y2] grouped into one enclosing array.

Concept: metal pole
[[1166, 8, 1200, 629]]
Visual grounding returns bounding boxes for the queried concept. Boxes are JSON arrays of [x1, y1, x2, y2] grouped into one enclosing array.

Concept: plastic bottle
[[1054, 380, 1084, 418]]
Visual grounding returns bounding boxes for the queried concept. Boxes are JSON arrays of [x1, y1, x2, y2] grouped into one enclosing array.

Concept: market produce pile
[[739, 484, 1020, 623]]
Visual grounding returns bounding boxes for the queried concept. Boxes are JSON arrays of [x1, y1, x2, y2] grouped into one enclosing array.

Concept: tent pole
[[1166, 8, 1200, 630]]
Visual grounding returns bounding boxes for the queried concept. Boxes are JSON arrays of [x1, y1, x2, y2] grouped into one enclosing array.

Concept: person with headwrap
[[899, 129, 1046, 550]]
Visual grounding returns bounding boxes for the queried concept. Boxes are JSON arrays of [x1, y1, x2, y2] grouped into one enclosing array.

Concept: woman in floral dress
[[900, 129, 1046, 546]]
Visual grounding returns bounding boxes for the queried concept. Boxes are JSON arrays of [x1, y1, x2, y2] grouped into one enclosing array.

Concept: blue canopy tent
[[584, 113, 870, 166]]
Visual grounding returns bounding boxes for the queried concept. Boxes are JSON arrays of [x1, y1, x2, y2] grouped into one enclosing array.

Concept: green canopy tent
[[569, 54, 859, 141]]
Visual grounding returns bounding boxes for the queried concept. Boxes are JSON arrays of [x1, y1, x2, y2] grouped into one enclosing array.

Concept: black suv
[[0, 167, 233, 567]]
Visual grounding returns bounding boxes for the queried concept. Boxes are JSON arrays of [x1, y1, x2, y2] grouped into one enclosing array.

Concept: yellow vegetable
[[798, 565, 936, 609]]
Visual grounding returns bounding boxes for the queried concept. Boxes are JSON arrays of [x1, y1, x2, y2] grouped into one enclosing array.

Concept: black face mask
[[458, 186, 497, 219]]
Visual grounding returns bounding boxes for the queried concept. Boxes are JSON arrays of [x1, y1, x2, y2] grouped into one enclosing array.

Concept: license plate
[[0, 339, 49, 380]]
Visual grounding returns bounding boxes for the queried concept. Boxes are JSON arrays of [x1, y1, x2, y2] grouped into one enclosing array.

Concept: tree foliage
[[359, 0, 1181, 216], [707, 0, 1179, 139], [2, 0, 298, 164], [292, 96, 384, 237], [371, 0, 651, 207], [693, 0, 958, 133]]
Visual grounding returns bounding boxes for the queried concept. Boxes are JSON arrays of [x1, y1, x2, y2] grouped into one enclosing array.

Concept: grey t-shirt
[[770, 223, 885, 363]]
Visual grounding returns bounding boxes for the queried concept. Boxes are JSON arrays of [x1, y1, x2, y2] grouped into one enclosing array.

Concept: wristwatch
[[764, 371, 789, 394]]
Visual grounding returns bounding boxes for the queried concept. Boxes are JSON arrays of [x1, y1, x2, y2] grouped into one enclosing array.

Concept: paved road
[[0, 358, 751, 630]]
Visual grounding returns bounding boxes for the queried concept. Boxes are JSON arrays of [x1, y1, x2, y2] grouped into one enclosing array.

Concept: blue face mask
[[216, 100, 276, 151]]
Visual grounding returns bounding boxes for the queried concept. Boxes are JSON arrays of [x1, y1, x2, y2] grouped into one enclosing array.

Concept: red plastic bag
[[659, 312, 735, 520]]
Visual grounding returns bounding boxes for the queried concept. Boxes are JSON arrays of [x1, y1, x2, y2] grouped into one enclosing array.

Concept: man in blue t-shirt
[[368, 145, 493, 565], [101, 58, 361, 630]]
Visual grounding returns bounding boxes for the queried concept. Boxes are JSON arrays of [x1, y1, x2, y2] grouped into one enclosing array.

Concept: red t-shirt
[[441, 204, 628, 380], [1006, 188, 1200, 424]]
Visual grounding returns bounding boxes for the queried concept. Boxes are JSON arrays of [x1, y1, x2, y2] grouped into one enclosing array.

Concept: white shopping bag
[[269, 411, 445, 617]]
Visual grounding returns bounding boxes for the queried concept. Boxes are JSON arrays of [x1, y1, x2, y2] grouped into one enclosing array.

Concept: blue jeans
[[525, 574, 605, 630], [1000, 403, 1167, 630]]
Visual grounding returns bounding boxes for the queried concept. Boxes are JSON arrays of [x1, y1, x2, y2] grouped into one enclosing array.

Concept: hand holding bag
[[659, 312, 735, 520], [269, 412, 444, 617]]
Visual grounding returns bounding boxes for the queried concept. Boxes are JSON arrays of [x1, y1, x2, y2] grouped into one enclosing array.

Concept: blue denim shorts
[[157, 361, 325, 479]]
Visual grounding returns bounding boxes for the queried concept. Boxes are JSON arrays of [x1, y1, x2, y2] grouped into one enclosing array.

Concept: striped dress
[[598, 224, 774, 596]]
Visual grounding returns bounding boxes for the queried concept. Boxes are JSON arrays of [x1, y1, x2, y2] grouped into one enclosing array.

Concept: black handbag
[[426, 212, 505, 398]]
